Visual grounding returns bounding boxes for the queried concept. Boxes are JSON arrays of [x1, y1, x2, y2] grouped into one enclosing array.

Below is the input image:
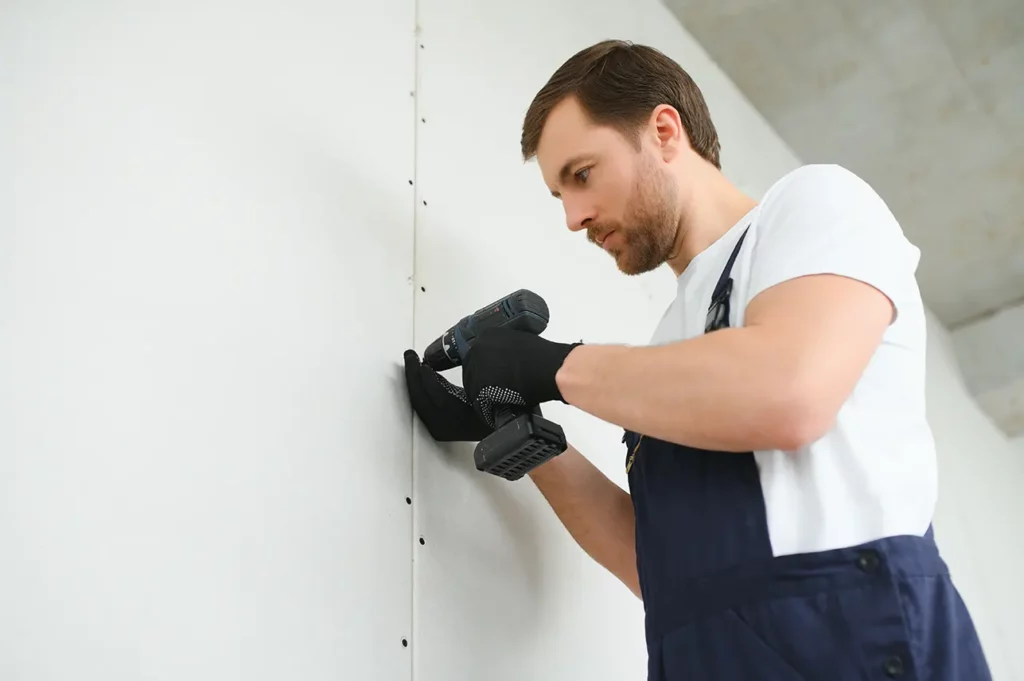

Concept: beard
[[587, 157, 680, 275]]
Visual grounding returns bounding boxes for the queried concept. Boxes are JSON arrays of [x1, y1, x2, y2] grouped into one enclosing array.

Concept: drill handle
[[493, 405, 519, 429], [494, 404, 541, 430]]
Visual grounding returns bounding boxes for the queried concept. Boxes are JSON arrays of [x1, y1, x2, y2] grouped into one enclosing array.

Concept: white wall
[[2, 1, 1022, 680], [923, 314, 1024, 680], [1, 2, 417, 679]]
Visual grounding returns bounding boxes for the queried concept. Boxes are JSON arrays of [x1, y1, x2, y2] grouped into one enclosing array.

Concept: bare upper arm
[[743, 272, 894, 432]]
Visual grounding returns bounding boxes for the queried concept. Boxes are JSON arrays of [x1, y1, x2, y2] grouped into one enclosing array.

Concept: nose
[[564, 198, 595, 233]]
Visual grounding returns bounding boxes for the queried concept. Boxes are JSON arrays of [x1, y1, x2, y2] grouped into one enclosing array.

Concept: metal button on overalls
[[622, 227, 992, 681], [857, 550, 880, 573], [885, 654, 906, 677]]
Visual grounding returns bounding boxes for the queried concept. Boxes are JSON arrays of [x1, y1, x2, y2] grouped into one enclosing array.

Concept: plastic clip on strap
[[705, 225, 750, 334]]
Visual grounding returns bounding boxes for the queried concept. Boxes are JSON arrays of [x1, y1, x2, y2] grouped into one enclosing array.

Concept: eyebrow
[[551, 154, 591, 198]]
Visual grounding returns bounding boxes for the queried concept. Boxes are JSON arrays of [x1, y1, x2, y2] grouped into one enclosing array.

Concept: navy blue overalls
[[623, 228, 992, 680]]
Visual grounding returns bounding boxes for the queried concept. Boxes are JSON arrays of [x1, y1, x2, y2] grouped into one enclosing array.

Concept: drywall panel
[[410, 1, 803, 678], [0, 2, 416, 680]]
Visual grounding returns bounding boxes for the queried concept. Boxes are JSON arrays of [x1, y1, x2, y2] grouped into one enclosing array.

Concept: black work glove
[[462, 327, 581, 428], [404, 350, 493, 442]]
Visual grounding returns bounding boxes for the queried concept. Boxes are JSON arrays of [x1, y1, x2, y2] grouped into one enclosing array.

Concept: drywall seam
[[409, 0, 423, 677]]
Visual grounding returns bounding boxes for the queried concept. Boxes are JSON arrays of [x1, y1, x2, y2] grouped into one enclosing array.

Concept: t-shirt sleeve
[[745, 164, 922, 319]]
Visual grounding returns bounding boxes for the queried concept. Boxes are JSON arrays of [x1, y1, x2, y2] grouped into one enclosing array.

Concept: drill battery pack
[[473, 411, 567, 481]]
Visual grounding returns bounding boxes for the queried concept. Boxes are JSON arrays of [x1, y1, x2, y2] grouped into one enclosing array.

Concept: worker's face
[[537, 97, 681, 275]]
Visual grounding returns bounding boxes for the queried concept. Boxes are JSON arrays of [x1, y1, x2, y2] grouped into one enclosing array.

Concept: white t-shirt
[[649, 163, 937, 557]]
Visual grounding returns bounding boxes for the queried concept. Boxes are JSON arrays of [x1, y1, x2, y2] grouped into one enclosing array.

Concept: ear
[[650, 104, 686, 162]]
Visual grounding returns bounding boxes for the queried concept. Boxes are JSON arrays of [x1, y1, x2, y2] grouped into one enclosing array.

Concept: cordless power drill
[[423, 289, 568, 480]]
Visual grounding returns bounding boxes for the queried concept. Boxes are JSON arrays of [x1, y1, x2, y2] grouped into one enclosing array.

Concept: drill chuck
[[423, 327, 462, 372]]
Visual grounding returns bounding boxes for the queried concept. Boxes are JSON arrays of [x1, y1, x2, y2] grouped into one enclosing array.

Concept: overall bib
[[623, 228, 991, 680]]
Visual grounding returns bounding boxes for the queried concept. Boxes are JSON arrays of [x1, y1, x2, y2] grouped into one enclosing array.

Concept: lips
[[599, 230, 617, 250]]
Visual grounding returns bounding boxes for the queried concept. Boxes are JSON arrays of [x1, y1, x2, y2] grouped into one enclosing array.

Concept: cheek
[[601, 174, 634, 215]]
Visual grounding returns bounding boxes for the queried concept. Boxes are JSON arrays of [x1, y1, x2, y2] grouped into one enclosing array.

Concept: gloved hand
[[403, 350, 493, 442], [462, 327, 581, 428]]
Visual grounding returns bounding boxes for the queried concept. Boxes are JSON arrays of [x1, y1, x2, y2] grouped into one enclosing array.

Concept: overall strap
[[705, 226, 750, 334]]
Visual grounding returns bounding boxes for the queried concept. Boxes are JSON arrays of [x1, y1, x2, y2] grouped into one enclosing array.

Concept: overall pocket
[[658, 580, 913, 681], [659, 607, 808, 681]]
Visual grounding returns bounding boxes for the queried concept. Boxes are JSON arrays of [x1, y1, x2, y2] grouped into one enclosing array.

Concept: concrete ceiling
[[663, 0, 1024, 435]]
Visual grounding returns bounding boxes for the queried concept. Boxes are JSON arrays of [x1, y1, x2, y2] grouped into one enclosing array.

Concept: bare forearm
[[552, 275, 897, 453], [555, 327, 822, 452], [528, 444, 640, 598]]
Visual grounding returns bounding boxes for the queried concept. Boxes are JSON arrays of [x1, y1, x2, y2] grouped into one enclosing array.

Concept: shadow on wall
[[422, 431, 548, 589]]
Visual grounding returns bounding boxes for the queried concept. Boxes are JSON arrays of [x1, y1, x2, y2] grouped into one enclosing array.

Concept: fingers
[[404, 349, 421, 372], [402, 349, 495, 442], [404, 349, 460, 410], [403, 350, 422, 391], [403, 350, 432, 410]]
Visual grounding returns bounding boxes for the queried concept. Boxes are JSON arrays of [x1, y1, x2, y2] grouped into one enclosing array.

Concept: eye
[[575, 167, 590, 183]]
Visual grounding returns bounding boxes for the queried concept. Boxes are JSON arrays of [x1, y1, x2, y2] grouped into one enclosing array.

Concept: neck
[[666, 171, 757, 277]]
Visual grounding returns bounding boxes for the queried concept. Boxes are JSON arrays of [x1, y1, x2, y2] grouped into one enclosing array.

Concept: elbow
[[771, 406, 832, 451], [765, 379, 838, 451]]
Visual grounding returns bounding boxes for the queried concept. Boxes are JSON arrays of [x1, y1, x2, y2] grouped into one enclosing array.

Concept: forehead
[[536, 97, 626, 188]]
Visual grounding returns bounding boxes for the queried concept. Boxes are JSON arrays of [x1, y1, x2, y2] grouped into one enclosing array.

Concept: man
[[403, 40, 991, 680]]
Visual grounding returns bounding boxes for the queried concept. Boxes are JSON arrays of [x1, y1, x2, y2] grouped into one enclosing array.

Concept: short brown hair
[[521, 40, 721, 169]]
